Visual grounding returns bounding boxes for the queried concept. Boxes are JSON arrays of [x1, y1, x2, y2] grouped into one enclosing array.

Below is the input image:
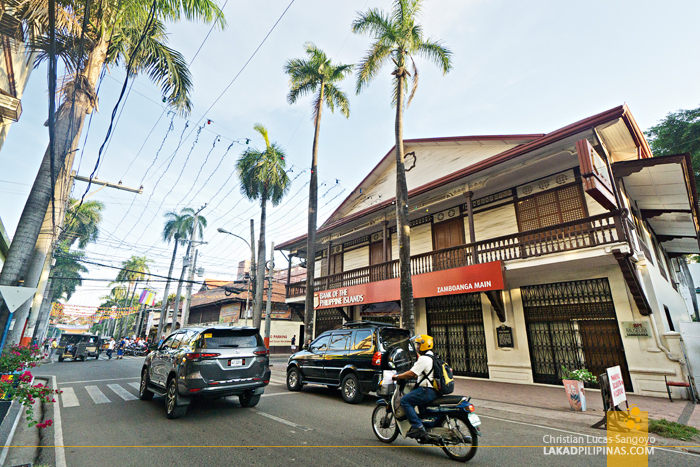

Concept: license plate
[[468, 413, 481, 427], [228, 359, 244, 367]]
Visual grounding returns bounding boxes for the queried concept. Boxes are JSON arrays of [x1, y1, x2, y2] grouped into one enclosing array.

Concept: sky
[[1, 0, 699, 307]]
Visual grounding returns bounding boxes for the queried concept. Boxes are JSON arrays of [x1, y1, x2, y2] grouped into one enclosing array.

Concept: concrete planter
[[563, 379, 586, 411]]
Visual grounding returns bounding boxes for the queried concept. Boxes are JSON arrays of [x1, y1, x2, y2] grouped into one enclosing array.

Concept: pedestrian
[[49, 339, 58, 359], [291, 335, 296, 353], [107, 338, 115, 360], [117, 337, 126, 359], [43, 339, 50, 353]]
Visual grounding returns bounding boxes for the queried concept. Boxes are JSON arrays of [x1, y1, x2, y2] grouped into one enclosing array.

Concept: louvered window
[[516, 184, 587, 232]]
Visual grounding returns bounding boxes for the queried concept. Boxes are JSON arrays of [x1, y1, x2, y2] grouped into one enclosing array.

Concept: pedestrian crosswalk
[[60, 380, 140, 408]]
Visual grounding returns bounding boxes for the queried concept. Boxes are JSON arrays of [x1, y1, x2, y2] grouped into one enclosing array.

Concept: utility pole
[[171, 204, 206, 334], [182, 249, 198, 327], [264, 241, 274, 348]]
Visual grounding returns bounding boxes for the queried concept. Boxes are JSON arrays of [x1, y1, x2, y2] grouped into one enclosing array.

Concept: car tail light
[[372, 351, 382, 366], [254, 349, 269, 356], [185, 353, 220, 361]]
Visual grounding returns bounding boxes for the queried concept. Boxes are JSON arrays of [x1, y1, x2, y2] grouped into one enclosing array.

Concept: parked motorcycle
[[371, 348, 482, 462]]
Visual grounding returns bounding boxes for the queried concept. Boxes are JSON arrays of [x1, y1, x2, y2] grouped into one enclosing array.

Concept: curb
[[0, 400, 23, 466]]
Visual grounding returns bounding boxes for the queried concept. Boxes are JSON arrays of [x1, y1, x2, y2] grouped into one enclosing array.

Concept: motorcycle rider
[[392, 334, 439, 439]]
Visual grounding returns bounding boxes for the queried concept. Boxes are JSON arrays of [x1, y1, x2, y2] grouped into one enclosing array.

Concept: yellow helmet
[[412, 334, 433, 352]]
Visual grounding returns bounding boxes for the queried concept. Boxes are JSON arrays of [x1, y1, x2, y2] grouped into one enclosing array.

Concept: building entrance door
[[314, 308, 344, 337], [426, 293, 489, 378], [521, 278, 632, 391], [432, 217, 466, 270]]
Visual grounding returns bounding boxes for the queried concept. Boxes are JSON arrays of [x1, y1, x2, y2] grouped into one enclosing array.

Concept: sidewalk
[[453, 377, 699, 430]]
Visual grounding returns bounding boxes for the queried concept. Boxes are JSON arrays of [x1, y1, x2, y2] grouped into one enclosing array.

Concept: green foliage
[[0, 344, 60, 429], [163, 207, 207, 244], [285, 42, 353, 122], [645, 107, 700, 199], [113, 255, 152, 285], [236, 124, 291, 207], [51, 244, 89, 301], [61, 198, 104, 249], [648, 418, 699, 441], [352, 0, 452, 107], [561, 366, 597, 382]]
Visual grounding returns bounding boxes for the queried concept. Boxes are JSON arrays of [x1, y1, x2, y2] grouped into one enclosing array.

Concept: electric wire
[[172, 133, 220, 209]]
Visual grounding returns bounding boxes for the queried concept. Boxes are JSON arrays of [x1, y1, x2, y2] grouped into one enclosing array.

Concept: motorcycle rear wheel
[[441, 415, 478, 462], [371, 405, 399, 443]]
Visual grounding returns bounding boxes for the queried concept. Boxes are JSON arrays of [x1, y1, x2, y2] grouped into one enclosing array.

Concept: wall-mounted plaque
[[497, 325, 514, 348]]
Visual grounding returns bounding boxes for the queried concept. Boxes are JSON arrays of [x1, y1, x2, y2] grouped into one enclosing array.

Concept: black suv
[[285, 322, 414, 404], [139, 326, 271, 419]]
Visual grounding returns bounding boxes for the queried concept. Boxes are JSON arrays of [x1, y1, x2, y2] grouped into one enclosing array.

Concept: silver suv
[[139, 326, 271, 419]]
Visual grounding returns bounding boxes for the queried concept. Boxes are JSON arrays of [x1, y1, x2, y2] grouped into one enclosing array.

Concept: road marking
[[52, 376, 67, 467], [60, 387, 80, 407], [107, 384, 138, 401], [85, 386, 111, 404], [58, 377, 140, 385], [127, 382, 140, 391], [252, 410, 312, 431]]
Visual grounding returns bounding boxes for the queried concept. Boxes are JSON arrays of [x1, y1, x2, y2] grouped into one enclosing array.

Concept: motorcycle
[[371, 348, 482, 462]]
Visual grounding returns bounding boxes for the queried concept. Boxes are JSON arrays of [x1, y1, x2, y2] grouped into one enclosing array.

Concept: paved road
[[30, 355, 699, 467]]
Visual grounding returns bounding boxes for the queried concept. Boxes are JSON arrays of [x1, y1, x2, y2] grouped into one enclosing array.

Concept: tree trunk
[[304, 84, 324, 344], [157, 241, 179, 339], [249, 219, 256, 318], [31, 279, 54, 342], [170, 252, 188, 334], [253, 192, 268, 330], [0, 37, 107, 335], [394, 72, 414, 335]]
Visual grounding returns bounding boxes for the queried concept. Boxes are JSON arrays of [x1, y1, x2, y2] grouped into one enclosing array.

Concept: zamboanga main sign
[[314, 260, 505, 309]]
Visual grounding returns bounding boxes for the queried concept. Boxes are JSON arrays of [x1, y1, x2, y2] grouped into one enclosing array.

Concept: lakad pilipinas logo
[[542, 405, 653, 465]]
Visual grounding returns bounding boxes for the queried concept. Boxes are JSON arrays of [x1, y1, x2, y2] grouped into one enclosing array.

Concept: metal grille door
[[426, 294, 489, 378], [314, 308, 343, 337], [521, 279, 632, 391]]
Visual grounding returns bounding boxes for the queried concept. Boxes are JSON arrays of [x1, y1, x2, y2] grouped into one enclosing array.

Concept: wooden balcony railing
[[286, 211, 624, 298]]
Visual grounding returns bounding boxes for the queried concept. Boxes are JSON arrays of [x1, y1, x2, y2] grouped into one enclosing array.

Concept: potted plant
[[0, 344, 61, 428], [561, 366, 597, 412]]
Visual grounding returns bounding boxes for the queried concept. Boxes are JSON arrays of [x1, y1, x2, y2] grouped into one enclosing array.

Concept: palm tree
[[159, 208, 207, 338], [112, 255, 152, 337], [284, 43, 352, 345], [236, 124, 291, 330], [60, 198, 105, 248], [353, 0, 452, 334], [50, 246, 88, 301], [0, 0, 225, 338]]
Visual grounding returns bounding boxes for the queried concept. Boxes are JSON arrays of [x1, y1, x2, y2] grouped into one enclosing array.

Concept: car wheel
[[139, 368, 154, 401], [239, 393, 261, 408], [341, 373, 363, 404], [286, 368, 303, 391], [165, 378, 187, 419]]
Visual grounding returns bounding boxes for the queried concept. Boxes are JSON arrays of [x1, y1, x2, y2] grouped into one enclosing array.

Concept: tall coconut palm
[[236, 124, 291, 330], [0, 0, 225, 338], [353, 0, 452, 334], [112, 255, 152, 337], [29, 197, 104, 342], [284, 42, 352, 344], [50, 246, 88, 301], [60, 198, 105, 248], [159, 207, 207, 338]]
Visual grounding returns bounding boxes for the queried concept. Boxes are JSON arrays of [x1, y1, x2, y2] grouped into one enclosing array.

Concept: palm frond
[[416, 37, 452, 74], [254, 123, 271, 149], [405, 55, 419, 108], [323, 83, 350, 119], [351, 7, 392, 38], [156, 0, 227, 29], [355, 42, 393, 94]]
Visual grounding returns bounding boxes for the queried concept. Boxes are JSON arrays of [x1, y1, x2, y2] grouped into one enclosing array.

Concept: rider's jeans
[[401, 386, 439, 429]]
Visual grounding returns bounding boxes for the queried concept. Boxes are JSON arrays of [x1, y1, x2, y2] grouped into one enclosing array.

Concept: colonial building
[[277, 105, 700, 399]]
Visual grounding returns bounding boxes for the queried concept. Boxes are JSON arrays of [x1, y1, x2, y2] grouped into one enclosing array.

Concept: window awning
[[613, 154, 700, 254]]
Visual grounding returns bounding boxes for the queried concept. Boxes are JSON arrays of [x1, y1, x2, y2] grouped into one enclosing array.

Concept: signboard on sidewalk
[[607, 365, 627, 407], [314, 261, 505, 309]]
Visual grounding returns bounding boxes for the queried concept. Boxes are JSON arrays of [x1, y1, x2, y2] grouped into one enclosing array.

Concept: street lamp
[[217, 227, 255, 327]]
